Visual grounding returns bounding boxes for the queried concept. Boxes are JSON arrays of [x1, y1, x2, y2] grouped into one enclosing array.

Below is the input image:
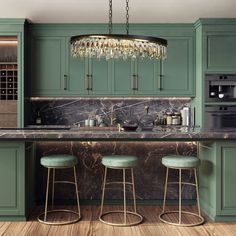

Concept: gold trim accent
[[38, 166, 81, 225], [99, 211, 143, 227], [99, 167, 143, 226], [159, 211, 204, 227], [38, 210, 81, 226], [159, 167, 204, 227]]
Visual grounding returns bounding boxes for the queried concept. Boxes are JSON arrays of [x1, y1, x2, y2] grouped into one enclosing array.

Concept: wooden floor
[[1, 205, 236, 236]]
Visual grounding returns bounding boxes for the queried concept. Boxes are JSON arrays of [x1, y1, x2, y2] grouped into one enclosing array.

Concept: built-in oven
[[205, 106, 236, 131], [205, 74, 236, 102]]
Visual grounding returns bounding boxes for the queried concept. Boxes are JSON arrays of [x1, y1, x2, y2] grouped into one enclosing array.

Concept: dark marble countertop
[[0, 126, 235, 141]]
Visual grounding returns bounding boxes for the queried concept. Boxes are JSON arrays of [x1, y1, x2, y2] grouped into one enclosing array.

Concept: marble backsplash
[[28, 98, 191, 126]]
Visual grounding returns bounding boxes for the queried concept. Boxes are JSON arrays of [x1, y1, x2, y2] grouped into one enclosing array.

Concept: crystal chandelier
[[71, 0, 167, 60]]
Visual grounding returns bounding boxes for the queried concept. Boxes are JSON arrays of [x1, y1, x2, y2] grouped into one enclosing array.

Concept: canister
[[166, 112, 173, 125]]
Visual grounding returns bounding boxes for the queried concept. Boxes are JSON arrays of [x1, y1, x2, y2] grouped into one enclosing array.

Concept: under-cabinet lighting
[[29, 97, 192, 101], [0, 41, 17, 44]]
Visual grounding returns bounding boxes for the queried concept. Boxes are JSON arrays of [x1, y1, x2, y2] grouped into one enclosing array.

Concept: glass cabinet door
[[0, 36, 17, 127]]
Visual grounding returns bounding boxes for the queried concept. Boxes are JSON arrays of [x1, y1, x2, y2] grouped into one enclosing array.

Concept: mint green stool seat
[[159, 155, 204, 227], [99, 155, 143, 226], [102, 155, 138, 168], [38, 154, 81, 225], [40, 154, 78, 168], [162, 155, 200, 169]]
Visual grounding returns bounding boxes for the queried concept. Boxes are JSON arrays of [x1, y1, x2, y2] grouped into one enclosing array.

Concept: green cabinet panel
[[0, 141, 35, 220], [112, 59, 133, 95], [220, 146, 236, 214], [31, 37, 66, 95], [68, 56, 86, 95], [160, 38, 194, 96], [29, 24, 195, 97], [195, 19, 236, 73], [0, 142, 24, 217], [199, 141, 236, 221], [134, 58, 159, 95], [206, 34, 236, 72], [88, 58, 111, 95], [0, 149, 18, 207]]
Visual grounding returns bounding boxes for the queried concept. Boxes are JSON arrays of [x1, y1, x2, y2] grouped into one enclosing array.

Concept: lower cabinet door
[[0, 142, 25, 217], [218, 145, 236, 215]]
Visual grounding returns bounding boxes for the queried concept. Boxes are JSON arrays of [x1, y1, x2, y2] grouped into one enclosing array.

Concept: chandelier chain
[[109, 0, 113, 34], [126, 0, 129, 34]]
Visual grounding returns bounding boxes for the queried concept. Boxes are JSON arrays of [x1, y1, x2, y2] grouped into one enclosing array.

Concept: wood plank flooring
[[0, 205, 236, 236]]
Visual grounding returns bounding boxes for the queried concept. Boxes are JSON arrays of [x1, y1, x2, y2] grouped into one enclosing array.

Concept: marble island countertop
[[0, 126, 235, 141]]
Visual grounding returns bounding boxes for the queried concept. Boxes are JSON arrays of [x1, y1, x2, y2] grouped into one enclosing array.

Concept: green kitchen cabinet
[[199, 141, 236, 221], [69, 57, 111, 95], [112, 58, 133, 95], [112, 57, 159, 95], [160, 37, 194, 96], [30, 36, 67, 95], [195, 19, 236, 73], [128, 26, 195, 96], [29, 24, 195, 97], [133, 58, 160, 95], [0, 142, 35, 220], [0, 19, 27, 127], [130, 36, 194, 96]]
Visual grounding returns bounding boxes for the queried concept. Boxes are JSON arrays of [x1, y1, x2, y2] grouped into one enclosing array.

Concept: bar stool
[[38, 154, 81, 225], [159, 155, 204, 227], [99, 155, 143, 226]]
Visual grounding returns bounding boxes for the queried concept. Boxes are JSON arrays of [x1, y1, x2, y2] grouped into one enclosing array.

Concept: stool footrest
[[99, 210, 143, 227], [38, 209, 81, 225], [159, 210, 204, 227], [54, 180, 76, 185], [167, 181, 197, 187]]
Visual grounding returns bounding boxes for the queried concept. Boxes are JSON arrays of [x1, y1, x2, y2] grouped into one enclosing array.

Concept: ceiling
[[2, 0, 236, 23]]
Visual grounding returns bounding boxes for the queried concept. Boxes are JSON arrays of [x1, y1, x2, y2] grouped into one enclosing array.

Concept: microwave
[[205, 74, 236, 102], [205, 106, 236, 131]]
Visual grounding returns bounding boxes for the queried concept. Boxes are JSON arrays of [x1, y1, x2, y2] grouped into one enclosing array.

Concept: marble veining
[[28, 98, 191, 126], [35, 141, 197, 202], [0, 129, 235, 140]]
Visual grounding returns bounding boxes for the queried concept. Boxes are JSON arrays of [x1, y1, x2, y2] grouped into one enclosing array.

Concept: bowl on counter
[[122, 124, 138, 131]]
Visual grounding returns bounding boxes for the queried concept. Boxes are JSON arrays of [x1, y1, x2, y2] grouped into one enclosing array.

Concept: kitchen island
[[0, 128, 235, 222]]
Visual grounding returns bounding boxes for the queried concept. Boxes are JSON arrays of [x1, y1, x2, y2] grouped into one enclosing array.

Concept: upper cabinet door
[[88, 58, 112, 95], [68, 51, 86, 95], [206, 33, 236, 72], [160, 37, 194, 96], [134, 58, 159, 95], [31, 36, 66, 95], [112, 58, 133, 95]]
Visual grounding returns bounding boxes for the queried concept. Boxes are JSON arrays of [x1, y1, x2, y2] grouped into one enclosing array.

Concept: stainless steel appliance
[[205, 74, 236, 102], [205, 106, 236, 131]]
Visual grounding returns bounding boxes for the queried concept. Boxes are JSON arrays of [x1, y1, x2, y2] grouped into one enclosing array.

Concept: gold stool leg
[[123, 168, 127, 224], [44, 168, 51, 222], [131, 168, 137, 213], [73, 166, 81, 217], [100, 167, 107, 216], [162, 167, 169, 212], [52, 168, 55, 208], [179, 168, 182, 224], [194, 168, 201, 216]]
